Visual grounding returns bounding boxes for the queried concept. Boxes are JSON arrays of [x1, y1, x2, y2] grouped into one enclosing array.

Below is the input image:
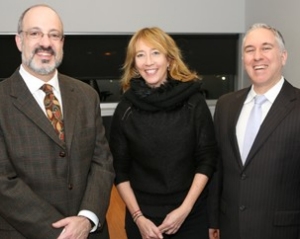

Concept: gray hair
[[243, 23, 286, 52]]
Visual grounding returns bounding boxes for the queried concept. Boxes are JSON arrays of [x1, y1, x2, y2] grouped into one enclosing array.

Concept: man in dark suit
[[208, 23, 300, 239], [0, 4, 115, 239]]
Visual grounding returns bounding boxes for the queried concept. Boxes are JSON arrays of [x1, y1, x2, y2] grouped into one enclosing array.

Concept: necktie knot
[[254, 95, 267, 106], [41, 84, 53, 95]]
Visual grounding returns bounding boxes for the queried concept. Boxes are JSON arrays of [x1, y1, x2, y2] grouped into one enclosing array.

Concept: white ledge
[[100, 103, 118, 117]]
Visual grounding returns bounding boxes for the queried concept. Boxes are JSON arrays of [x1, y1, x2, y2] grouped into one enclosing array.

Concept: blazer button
[[241, 173, 247, 180], [59, 151, 66, 157], [239, 205, 246, 211], [68, 184, 73, 190]]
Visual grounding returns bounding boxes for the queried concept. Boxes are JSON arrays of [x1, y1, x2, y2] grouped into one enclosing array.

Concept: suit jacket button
[[241, 173, 247, 180], [239, 205, 246, 211], [68, 184, 73, 190], [59, 151, 66, 157]]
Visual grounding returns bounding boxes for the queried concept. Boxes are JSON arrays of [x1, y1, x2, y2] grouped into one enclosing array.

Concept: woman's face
[[134, 39, 169, 88]]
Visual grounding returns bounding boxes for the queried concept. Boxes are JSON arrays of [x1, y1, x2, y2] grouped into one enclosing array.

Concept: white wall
[[245, 0, 300, 88], [0, 0, 245, 34]]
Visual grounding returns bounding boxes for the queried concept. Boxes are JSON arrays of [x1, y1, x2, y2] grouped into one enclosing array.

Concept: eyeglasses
[[20, 29, 64, 41]]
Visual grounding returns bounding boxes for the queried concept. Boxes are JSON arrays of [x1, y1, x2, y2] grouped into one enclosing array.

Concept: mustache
[[34, 46, 55, 55]]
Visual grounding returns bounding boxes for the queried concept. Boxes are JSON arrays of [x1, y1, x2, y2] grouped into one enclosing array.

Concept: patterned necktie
[[242, 95, 267, 164], [41, 84, 65, 141]]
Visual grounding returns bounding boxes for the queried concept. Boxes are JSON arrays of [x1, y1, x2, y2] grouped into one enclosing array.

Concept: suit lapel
[[58, 74, 78, 151], [244, 80, 296, 166], [228, 89, 249, 168], [10, 71, 65, 147]]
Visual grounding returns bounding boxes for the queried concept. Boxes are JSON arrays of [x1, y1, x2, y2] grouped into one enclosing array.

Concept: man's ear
[[281, 50, 288, 66], [15, 34, 22, 52]]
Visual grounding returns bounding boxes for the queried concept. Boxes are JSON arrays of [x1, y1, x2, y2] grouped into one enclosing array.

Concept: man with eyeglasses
[[0, 4, 114, 239]]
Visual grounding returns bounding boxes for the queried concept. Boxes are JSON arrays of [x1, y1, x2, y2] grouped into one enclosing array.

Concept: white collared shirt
[[236, 77, 284, 157], [19, 65, 63, 115]]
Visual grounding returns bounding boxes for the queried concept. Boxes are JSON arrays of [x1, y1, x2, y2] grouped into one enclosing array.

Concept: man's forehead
[[23, 6, 62, 29]]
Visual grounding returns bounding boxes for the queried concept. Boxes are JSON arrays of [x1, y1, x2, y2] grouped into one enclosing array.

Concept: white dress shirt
[[20, 65, 63, 115], [236, 77, 284, 158]]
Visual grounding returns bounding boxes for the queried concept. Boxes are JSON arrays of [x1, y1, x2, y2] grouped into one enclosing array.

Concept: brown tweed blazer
[[0, 69, 115, 239]]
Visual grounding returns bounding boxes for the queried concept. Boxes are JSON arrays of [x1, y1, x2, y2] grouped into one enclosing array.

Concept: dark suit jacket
[[208, 80, 300, 239], [0, 70, 115, 239]]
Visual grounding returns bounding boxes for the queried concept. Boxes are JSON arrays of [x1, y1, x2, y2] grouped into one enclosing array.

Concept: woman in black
[[109, 27, 217, 239]]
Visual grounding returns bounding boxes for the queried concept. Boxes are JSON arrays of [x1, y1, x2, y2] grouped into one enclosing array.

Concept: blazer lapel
[[245, 80, 296, 166], [228, 88, 249, 168], [58, 74, 78, 151], [10, 71, 64, 147]]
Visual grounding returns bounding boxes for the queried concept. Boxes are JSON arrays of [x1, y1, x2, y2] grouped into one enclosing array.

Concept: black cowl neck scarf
[[123, 78, 202, 112]]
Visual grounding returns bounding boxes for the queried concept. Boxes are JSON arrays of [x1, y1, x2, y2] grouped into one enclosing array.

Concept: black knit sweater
[[109, 78, 217, 216]]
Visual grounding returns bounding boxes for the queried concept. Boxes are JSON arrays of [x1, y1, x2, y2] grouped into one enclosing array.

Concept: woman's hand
[[136, 216, 163, 239], [158, 206, 189, 235]]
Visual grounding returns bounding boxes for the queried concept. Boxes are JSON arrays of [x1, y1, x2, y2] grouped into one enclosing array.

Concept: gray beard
[[22, 52, 63, 75]]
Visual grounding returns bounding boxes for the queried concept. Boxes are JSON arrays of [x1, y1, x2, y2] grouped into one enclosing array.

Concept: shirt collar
[[244, 76, 284, 105], [19, 65, 60, 94]]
